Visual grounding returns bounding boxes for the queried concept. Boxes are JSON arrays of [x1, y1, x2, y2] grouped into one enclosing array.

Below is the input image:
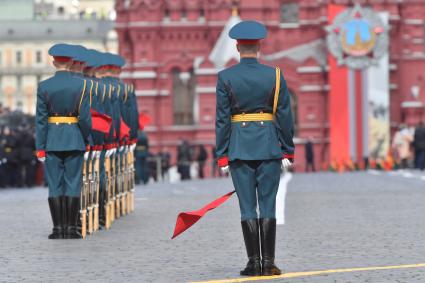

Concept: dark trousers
[[18, 161, 36, 187], [198, 161, 205, 179], [230, 159, 281, 220], [5, 162, 19, 187], [136, 157, 149, 184], [417, 149, 425, 170], [178, 164, 191, 180], [45, 151, 84, 197], [305, 160, 315, 172]]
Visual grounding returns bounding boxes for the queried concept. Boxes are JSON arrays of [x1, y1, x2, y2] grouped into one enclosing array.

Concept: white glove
[[105, 149, 112, 158], [38, 157, 45, 163], [112, 148, 117, 156], [220, 165, 229, 174], [130, 144, 136, 152], [84, 151, 90, 161], [281, 158, 292, 170], [95, 151, 101, 159]]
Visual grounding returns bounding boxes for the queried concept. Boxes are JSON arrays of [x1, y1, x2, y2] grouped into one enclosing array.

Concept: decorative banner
[[328, 4, 350, 164], [327, 4, 390, 165], [366, 13, 390, 160], [327, 4, 389, 70]]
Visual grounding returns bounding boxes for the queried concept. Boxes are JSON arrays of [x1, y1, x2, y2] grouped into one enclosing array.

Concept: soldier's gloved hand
[[220, 165, 229, 174], [217, 156, 229, 175], [105, 149, 112, 158], [130, 144, 136, 152], [36, 150, 46, 163], [281, 158, 292, 170], [84, 151, 90, 161], [95, 151, 101, 159]]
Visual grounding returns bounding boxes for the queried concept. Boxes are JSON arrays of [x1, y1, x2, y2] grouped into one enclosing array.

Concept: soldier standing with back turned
[[215, 21, 294, 276], [35, 44, 92, 239]]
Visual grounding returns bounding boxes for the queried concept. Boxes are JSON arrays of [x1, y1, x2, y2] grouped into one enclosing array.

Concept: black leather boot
[[48, 197, 64, 239], [61, 196, 67, 235], [240, 219, 261, 276], [64, 196, 82, 239], [260, 218, 281, 276]]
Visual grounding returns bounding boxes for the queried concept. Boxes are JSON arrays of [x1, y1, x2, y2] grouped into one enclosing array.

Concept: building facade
[[115, 0, 425, 172], [0, 0, 117, 115]]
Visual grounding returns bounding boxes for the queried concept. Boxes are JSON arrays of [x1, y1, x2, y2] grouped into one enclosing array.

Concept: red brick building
[[115, 0, 425, 173]]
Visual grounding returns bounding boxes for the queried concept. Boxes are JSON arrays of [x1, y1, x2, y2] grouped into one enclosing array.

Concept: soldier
[[2, 126, 19, 187], [215, 21, 294, 276], [17, 124, 37, 187], [35, 44, 92, 239], [135, 129, 149, 184]]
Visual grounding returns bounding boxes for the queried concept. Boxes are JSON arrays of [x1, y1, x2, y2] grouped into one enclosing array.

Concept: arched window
[[289, 89, 298, 136], [172, 68, 196, 125]]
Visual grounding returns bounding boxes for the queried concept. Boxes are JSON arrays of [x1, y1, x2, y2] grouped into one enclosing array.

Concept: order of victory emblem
[[327, 4, 388, 69]]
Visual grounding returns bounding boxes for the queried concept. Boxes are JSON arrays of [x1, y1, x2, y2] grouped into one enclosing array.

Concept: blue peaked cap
[[229, 20, 267, 40], [113, 54, 125, 67], [70, 45, 88, 62], [48, 43, 75, 57], [84, 49, 100, 68]]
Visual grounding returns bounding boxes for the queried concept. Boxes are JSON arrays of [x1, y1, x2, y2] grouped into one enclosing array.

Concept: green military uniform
[[35, 44, 92, 239], [215, 21, 294, 276]]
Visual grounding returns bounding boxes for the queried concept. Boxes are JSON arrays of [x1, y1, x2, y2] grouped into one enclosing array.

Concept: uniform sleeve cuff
[[283, 153, 294, 162], [217, 156, 229, 167], [36, 150, 46, 158]]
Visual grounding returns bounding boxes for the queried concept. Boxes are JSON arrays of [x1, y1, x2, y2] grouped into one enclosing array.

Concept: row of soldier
[[35, 43, 139, 239]]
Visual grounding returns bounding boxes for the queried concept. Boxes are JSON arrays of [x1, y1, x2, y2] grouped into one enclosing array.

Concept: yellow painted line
[[189, 263, 425, 283]]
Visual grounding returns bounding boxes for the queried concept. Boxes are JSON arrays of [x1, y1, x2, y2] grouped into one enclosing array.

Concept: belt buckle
[[55, 122, 59, 125]]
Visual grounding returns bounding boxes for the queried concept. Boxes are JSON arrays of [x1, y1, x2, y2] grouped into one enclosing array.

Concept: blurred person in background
[[135, 129, 149, 185], [177, 139, 192, 180], [304, 138, 315, 172], [18, 124, 37, 187], [392, 124, 412, 169], [0, 126, 5, 188], [159, 148, 171, 181], [197, 144, 208, 179], [2, 126, 19, 187], [413, 121, 425, 170]]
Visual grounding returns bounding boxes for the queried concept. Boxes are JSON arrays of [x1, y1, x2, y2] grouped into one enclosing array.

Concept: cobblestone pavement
[[1, 171, 425, 283]]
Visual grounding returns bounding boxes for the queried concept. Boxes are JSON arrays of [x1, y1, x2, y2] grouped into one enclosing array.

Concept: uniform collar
[[55, 70, 71, 76], [240, 57, 258, 64]]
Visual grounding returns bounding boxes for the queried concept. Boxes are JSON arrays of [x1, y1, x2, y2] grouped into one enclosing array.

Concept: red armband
[[217, 156, 229, 167], [36, 150, 46, 158]]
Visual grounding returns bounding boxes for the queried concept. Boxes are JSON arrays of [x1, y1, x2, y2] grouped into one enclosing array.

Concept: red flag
[[139, 113, 151, 130], [171, 190, 235, 239], [120, 118, 131, 140], [90, 109, 112, 134]]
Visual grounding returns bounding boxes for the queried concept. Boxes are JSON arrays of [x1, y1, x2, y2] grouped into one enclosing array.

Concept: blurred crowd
[[392, 121, 425, 170], [0, 103, 39, 188], [135, 137, 220, 185]]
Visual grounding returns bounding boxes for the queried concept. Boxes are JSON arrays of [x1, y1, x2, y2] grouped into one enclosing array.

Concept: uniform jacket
[[103, 76, 122, 144], [89, 77, 107, 148], [215, 58, 294, 161], [35, 71, 92, 152]]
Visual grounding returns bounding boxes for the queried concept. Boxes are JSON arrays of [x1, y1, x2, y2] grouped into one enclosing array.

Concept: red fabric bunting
[[90, 109, 112, 134], [171, 190, 236, 239], [120, 118, 131, 140]]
